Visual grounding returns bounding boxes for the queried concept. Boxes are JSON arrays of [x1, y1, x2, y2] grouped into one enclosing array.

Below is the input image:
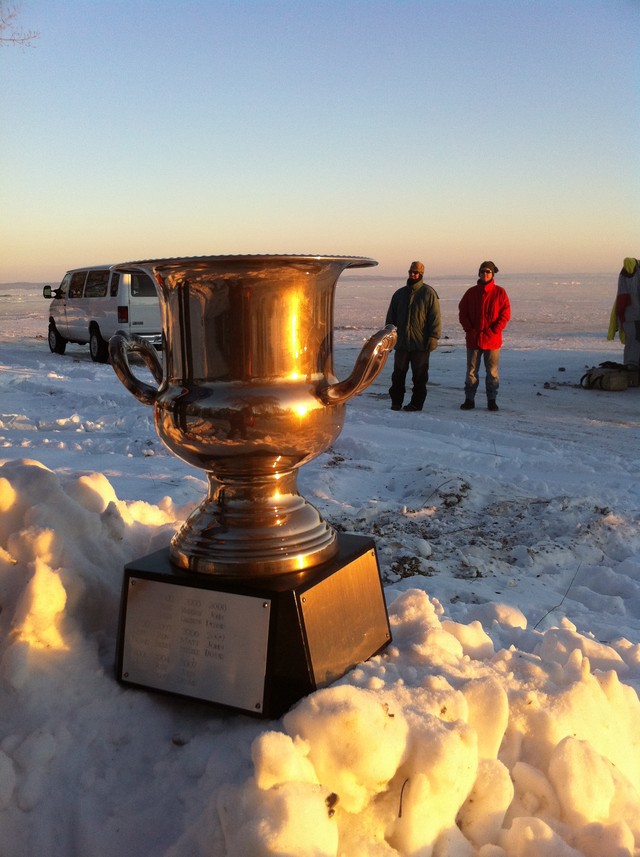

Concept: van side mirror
[[43, 285, 52, 299]]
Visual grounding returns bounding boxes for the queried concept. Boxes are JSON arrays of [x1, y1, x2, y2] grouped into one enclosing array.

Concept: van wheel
[[48, 323, 67, 354], [89, 327, 109, 363]]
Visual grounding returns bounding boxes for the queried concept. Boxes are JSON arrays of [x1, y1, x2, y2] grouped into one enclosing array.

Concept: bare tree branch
[[0, 2, 39, 47]]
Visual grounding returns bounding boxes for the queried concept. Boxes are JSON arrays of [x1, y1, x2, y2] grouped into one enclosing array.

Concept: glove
[[428, 337, 438, 352]]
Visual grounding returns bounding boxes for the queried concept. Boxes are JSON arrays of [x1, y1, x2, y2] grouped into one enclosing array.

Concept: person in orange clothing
[[458, 261, 511, 412]]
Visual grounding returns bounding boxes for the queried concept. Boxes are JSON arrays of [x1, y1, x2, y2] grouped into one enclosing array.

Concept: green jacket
[[385, 279, 442, 351]]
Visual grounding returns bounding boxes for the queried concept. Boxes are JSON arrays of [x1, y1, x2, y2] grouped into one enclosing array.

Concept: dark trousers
[[389, 349, 430, 409]]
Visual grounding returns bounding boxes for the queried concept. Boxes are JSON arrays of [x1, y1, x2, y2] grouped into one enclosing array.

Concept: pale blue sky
[[1, 0, 638, 281]]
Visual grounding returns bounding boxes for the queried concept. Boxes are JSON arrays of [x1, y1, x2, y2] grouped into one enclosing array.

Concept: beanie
[[479, 261, 499, 274]]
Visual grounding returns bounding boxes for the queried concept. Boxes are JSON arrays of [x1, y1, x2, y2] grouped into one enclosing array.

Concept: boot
[[460, 399, 475, 410]]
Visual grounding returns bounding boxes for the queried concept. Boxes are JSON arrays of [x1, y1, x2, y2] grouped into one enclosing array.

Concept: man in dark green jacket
[[385, 261, 442, 411]]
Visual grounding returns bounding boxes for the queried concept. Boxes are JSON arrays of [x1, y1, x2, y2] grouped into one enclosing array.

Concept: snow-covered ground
[[0, 271, 638, 856]]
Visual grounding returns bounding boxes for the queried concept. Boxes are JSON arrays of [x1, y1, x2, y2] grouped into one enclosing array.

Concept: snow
[[0, 271, 639, 856]]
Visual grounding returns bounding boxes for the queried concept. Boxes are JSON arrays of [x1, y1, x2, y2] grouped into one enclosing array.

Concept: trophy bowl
[[109, 254, 396, 577]]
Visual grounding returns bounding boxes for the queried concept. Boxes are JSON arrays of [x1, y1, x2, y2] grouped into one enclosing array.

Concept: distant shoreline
[[0, 271, 619, 289]]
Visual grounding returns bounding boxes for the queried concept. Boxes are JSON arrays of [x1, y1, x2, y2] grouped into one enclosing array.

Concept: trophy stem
[[169, 470, 338, 577]]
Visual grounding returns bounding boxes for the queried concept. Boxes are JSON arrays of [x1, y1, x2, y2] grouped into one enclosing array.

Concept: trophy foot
[[169, 487, 339, 577]]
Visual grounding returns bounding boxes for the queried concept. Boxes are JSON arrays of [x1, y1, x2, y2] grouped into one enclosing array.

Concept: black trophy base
[[115, 534, 391, 719]]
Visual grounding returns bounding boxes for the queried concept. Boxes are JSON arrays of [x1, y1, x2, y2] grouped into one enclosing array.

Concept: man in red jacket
[[458, 261, 511, 411]]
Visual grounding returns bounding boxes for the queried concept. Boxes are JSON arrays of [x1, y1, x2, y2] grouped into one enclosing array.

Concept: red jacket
[[459, 280, 511, 350]]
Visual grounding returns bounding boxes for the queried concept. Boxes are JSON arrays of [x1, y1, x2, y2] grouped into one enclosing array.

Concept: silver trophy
[[110, 255, 396, 716]]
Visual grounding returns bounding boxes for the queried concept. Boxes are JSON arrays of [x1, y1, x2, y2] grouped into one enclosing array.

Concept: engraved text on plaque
[[121, 578, 271, 712]]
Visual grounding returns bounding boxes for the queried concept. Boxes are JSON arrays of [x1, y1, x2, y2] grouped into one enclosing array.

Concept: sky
[[1, 0, 639, 283]]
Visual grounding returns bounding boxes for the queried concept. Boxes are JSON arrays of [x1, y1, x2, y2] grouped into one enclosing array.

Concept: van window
[[110, 272, 121, 297], [131, 273, 157, 297], [58, 273, 72, 296], [69, 271, 87, 298], [84, 269, 110, 298]]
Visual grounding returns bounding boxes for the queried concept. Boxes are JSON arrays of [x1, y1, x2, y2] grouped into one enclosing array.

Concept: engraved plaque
[[121, 578, 271, 713]]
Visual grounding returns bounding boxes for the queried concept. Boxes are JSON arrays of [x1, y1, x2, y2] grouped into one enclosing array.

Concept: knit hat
[[479, 261, 499, 274], [623, 257, 638, 275]]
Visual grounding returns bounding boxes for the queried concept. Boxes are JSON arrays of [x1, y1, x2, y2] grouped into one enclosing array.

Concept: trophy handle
[[319, 324, 397, 405], [109, 332, 164, 406]]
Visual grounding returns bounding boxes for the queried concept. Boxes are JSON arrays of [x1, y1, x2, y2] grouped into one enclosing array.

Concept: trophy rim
[[115, 254, 378, 271]]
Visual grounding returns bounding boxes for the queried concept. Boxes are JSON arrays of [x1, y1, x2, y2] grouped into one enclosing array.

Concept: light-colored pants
[[465, 348, 500, 401]]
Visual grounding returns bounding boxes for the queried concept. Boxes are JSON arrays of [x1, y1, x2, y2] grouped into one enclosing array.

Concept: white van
[[43, 264, 162, 362]]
